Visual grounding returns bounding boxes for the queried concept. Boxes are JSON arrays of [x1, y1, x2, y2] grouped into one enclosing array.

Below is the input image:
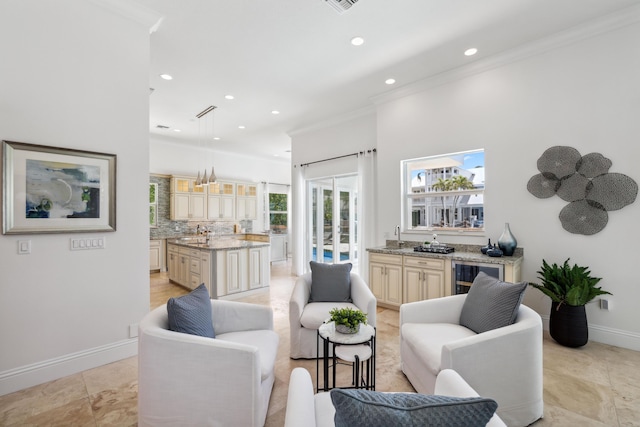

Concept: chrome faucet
[[395, 225, 404, 247]]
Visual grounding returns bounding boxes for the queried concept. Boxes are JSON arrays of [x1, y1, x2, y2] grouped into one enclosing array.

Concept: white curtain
[[291, 164, 306, 276], [357, 150, 377, 283]]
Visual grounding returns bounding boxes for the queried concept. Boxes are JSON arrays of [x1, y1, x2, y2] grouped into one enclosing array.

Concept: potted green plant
[[529, 258, 611, 347], [329, 307, 367, 334]]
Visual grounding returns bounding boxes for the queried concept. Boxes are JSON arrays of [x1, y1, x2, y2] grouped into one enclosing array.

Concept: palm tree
[[449, 175, 475, 226], [431, 177, 451, 226]]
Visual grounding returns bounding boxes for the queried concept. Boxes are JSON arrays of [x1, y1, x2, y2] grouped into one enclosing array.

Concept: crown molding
[[371, 3, 640, 106], [89, 0, 164, 34], [288, 105, 376, 138]]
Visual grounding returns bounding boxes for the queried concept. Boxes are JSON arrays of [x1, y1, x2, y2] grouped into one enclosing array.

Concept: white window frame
[[401, 149, 485, 234]]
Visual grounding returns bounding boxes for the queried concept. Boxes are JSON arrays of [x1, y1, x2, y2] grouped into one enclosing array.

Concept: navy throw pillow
[[330, 389, 498, 427], [309, 261, 352, 302], [167, 283, 215, 338]]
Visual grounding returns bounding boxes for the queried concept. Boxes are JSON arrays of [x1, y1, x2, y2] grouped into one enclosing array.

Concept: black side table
[[316, 321, 376, 392]]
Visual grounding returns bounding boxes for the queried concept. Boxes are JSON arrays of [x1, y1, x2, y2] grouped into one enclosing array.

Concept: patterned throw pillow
[[330, 389, 497, 427], [167, 283, 215, 338], [459, 272, 527, 334], [308, 261, 352, 302]]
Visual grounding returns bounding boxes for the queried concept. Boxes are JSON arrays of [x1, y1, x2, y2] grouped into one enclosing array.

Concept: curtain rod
[[297, 148, 376, 168], [261, 181, 290, 187]]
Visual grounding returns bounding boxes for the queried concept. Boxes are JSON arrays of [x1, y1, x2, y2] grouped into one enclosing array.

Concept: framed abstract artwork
[[2, 140, 116, 234]]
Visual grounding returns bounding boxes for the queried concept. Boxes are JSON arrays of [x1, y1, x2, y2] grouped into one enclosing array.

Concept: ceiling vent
[[325, 0, 359, 14]]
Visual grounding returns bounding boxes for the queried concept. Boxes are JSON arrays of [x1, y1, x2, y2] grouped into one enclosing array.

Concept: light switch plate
[[70, 237, 106, 251], [18, 240, 31, 254]]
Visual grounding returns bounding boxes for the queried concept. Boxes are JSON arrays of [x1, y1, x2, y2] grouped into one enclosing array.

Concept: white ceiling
[[139, 0, 639, 161]]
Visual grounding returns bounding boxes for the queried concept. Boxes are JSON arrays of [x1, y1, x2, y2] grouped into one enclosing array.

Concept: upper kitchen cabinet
[[208, 181, 235, 220], [236, 182, 258, 220], [170, 175, 207, 220], [209, 181, 235, 196]]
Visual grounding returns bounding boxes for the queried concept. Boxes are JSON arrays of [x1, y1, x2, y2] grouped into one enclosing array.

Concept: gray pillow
[[330, 389, 498, 427], [308, 261, 352, 302], [459, 272, 527, 334], [167, 283, 215, 338]]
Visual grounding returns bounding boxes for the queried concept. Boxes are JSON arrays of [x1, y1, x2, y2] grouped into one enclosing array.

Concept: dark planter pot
[[549, 301, 588, 348]]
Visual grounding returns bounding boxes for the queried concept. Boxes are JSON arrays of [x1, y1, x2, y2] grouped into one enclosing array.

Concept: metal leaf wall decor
[[527, 146, 638, 235]]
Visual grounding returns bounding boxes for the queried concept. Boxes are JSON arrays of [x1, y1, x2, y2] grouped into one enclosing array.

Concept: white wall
[[0, 0, 156, 394], [290, 110, 377, 275], [293, 21, 640, 350], [150, 135, 291, 184]]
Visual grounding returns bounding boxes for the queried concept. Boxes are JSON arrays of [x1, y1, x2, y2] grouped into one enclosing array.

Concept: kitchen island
[[167, 235, 270, 299]]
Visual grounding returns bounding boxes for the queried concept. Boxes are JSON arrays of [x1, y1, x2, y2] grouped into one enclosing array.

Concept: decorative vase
[[486, 244, 503, 257], [336, 324, 360, 334], [549, 302, 588, 348], [498, 223, 517, 256], [481, 238, 492, 254]]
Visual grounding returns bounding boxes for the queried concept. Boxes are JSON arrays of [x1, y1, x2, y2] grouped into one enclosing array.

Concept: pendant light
[[195, 105, 217, 186]]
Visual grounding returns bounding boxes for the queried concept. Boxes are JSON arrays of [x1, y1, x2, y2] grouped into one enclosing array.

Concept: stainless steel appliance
[[452, 260, 503, 294]]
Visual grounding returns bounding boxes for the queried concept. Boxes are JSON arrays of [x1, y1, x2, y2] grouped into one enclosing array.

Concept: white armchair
[[289, 272, 377, 359], [138, 299, 279, 427], [284, 367, 507, 427], [400, 294, 543, 427]]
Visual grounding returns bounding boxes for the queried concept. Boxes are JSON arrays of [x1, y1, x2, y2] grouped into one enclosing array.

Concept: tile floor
[[1, 260, 639, 426]]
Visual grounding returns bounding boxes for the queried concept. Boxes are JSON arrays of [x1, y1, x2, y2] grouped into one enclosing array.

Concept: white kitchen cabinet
[[178, 247, 191, 287], [209, 181, 235, 196], [269, 234, 287, 262], [216, 249, 246, 296], [207, 195, 235, 220], [150, 239, 166, 272], [402, 257, 448, 303], [237, 196, 257, 220], [368, 253, 403, 308], [170, 176, 207, 220], [168, 244, 179, 282], [170, 193, 190, 220], [200, 250, 212, 296], [248, 246, 268, 289], [236, 182, 257, 220], [188, 248, 202, 290], [236, 183, 257, 197], [167, 243, 190, 287]]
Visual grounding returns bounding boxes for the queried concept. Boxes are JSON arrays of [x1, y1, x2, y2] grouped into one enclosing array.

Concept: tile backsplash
[[149, 175, 252, 239]]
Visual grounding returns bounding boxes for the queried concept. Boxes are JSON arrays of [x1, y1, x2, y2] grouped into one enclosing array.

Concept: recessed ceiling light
[[225, 95, 234, 100], [160, 74, 173, 80], [173, 129, 181, 132], [464, 48, 478, 56], [238, 125, 245, 129], [271, 110, 280, 115], [351, 36, 365, 46], [385, 78, 396, 85], [213, 137, 221, 140]]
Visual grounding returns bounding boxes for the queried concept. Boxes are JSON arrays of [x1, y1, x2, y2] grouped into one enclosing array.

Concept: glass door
[[307, 174, 358, 267]]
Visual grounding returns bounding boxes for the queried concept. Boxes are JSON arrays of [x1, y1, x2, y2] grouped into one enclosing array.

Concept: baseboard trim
[[0, 338, 138, 396], [540, 314, 640, 351]]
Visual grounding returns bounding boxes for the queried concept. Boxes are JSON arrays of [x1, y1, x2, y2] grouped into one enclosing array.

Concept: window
[[402, 149, 484, 232], [269, 193, 288, 234], [149, 183, 158, 227]]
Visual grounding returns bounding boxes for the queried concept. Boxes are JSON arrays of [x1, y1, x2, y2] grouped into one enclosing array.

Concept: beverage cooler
[[452, 261, 503, 294]]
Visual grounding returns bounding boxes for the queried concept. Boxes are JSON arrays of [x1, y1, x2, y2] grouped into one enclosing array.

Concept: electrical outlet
[[600, 299, 609, 310], [129, 323, 139, 338]]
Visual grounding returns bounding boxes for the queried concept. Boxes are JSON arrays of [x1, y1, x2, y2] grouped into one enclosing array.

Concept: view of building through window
[[402, 149, 485, 232]]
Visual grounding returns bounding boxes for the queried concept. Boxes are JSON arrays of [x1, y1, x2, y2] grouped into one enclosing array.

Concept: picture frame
[[2, 140, 116, 234]]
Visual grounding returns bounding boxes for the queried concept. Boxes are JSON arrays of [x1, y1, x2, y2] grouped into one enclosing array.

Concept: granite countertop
[[167, 237, 270, 251], [367, 245, 523, 265]]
